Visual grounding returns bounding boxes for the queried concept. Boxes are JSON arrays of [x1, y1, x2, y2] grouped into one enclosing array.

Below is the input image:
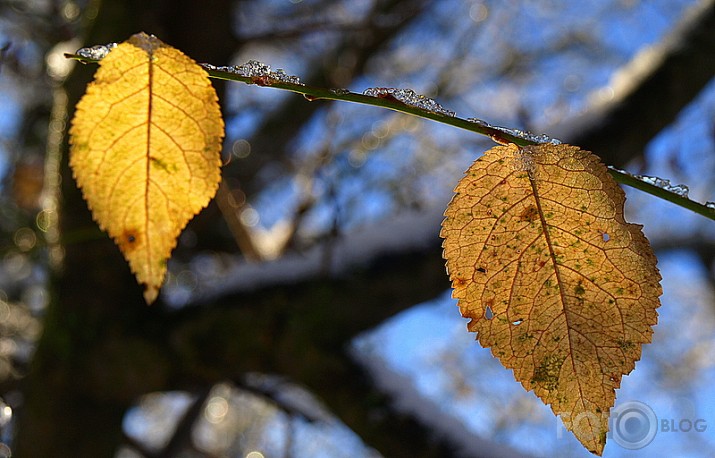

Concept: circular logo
[[611, 401, 657, 449]]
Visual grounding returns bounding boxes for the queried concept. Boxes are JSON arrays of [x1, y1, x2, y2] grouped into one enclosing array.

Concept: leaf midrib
[[144, 46, 154, 282], [526, 162, 597, 435]]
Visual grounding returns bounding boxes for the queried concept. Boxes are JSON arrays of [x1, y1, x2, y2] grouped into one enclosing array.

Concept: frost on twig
[[466, 118, 562, 145], [608, 167, 690, 198], [362, 87, 456, 117], [201, 60, 304, 85], [74, 43, 118, 60]]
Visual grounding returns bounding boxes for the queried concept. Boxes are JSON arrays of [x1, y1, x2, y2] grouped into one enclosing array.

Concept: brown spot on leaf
[[519, 204, 539, 222], [118, 229, 141, 252]]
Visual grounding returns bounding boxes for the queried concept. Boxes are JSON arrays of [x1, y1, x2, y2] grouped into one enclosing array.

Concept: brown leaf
[[441, 143, 662, 455], [69, 33, 224, 303]]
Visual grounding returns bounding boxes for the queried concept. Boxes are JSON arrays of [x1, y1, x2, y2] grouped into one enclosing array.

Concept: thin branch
[[157, 387, 212, 458], [609, 168, 715, 220], [215, 181, 264, 261], [64, 53, 715, 222]]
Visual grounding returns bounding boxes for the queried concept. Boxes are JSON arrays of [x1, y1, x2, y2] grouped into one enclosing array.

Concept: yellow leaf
[[69, 33, 224, 304], [441, 143, 661, 455]]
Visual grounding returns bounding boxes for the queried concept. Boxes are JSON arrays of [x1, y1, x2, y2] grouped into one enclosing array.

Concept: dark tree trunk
[[14, 1, 236, 456]]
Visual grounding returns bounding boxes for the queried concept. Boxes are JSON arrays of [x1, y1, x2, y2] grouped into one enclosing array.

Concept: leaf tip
[[143, 285, 159, 305]]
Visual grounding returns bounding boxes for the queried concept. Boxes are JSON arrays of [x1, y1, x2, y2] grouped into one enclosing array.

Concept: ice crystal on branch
[[75, 43, 118, 60], [362, 87, 456, 117], [466, 118, 562, 145], [202, 60, 303, 85]]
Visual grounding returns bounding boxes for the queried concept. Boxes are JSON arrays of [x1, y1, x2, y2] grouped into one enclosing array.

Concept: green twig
[[608, 168, 714, 219], [65, 53, 715, 221]]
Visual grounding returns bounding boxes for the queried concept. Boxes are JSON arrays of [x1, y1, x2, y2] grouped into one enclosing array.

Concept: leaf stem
[[65, 53, 715, 221]]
